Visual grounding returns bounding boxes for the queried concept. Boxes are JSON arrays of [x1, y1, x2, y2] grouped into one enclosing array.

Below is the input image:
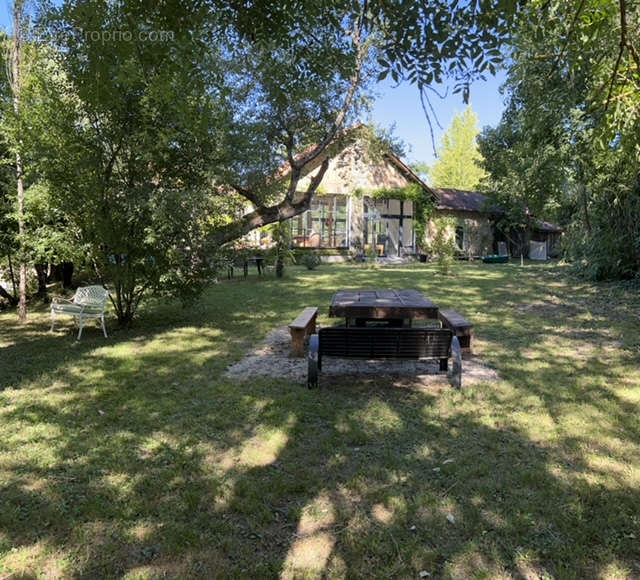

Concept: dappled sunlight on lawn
[[1, 263, 639, 577], [239, 421, 294, 467]]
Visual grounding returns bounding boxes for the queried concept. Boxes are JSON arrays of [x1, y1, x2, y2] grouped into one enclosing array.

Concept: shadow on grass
[[3, 371, 638, 577], [0, 263, 639, 577]]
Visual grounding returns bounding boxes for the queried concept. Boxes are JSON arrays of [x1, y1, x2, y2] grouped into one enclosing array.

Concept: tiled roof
[[534, 220, 563, 233], [431, 187, 563, 232], [432, 187, 501, 213]]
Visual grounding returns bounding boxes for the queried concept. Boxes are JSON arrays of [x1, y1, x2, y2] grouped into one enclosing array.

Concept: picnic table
[[228, 255, 265, 279], [329, 289, 439, 327], [309, 289, 463, 388]]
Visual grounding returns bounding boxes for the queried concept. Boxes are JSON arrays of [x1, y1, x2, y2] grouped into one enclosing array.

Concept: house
[[265, 127, 561, 259]]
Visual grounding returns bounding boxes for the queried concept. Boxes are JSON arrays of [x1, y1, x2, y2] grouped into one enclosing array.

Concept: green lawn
[[1, 262, 639, 579]]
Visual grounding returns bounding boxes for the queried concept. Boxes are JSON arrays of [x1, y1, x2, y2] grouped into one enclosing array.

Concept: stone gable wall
[[298, 140, 411, 194]]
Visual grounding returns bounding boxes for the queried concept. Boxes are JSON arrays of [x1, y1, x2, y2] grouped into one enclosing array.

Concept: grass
[[1, 261, 639, 579]]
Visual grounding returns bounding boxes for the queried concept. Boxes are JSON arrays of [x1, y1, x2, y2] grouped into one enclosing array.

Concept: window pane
[[289, 195, 348, 248]]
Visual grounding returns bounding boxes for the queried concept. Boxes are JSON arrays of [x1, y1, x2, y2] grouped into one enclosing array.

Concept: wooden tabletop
[[329, 289, 439, 320]]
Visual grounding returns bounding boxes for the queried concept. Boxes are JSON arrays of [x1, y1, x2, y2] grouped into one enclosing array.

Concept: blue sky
[[1, 0, 507, 164], [370, 73, 507, 167]]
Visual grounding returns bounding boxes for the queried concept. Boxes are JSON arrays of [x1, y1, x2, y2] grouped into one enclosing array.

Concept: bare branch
[[605, 0, 640, 110], [549, 0, 587, 79], [619, 0, 640, 77], [211, 159, 330, 246], [293, 25, 366, 170], [304, 157, 330, 195], [229, 183, 264, 208], [284, 129, 300, 202], [605, 41, 625, 111], [419, 89, 439, 155]]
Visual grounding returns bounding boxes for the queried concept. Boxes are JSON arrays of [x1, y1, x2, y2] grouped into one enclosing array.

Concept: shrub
[[302, 253, 321, 270], [431, 218, 456, 275]]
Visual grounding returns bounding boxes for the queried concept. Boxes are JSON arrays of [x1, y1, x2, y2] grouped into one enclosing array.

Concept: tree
[[1, 24, 87, 309], [0, 147, 18, 307], [8, 0, 27, 322], [22, 181, 81, 301], [29, 0, 519, 323], [0, 50, 18, 307], [479, 0, 640, 278], [425, 107, 487, 190]]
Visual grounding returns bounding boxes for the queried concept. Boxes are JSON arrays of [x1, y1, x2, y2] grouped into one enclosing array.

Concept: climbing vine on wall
[[353, 184, 435, 252]]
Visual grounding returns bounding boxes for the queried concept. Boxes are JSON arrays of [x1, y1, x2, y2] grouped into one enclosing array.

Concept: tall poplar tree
[[427, 106, 486, 190]]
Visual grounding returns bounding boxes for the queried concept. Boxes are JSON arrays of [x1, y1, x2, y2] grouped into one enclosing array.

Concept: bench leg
[[439, 358, 448, 372], [307, 334, 319, 388], [101, 315, 108, 338], [449, 336, 462, 389], [290, 328, 306, 357], [50, 310, 56, 332], [77, 316, 84, 340], [461, 331, 473, 357]]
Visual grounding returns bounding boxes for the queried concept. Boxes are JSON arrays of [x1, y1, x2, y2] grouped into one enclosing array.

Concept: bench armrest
[[51, 296, 75, 306]]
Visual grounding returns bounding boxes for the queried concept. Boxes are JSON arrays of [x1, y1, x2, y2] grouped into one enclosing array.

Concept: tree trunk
[[580, 182, 591, 234], [61, 261, 74, 289], [275, 250, 284, 278], [12, 0, 27, 323], [0, 284, 18, 306], [7, 251, 17, 297], [35, 262, 48, 302]]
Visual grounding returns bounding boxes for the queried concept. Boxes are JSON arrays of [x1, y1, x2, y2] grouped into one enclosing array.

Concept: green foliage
[[364, 244, 379, 269], [301, 252, 321, 270], [356, 183, 423, 202], [565, 149, 640, 280], [480, 0, 640, 279], [368, 1, 514, 97], [267, 221, 294, 278], [228, 0, 516, 98], [427, 107, 487, 190], [27, 0, 376, 321], [14, 0, 524, 322], [429, 217, 457, 275], [23, 182, 81, 265], [413, 197, 436, 254], [355, 183, 435, 253], [0, 33, 84, 305], [358, 123, 407, 161], [28, 2, 253, 324]]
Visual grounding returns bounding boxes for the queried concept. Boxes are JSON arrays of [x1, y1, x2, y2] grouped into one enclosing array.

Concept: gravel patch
[[225, 327, 500, 386]]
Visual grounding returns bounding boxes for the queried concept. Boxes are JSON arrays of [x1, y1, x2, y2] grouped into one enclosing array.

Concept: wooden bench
[[438, 309, 473, 356], [307, 327, 461, 389], [288, 307, 318, 357]]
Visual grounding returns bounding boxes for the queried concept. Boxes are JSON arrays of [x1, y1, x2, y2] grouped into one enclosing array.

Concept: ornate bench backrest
[[73, 286, 109, 310]]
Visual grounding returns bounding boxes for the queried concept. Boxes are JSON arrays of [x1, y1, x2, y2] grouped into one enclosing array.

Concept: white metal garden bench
[[50, 285, 110, 340]]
